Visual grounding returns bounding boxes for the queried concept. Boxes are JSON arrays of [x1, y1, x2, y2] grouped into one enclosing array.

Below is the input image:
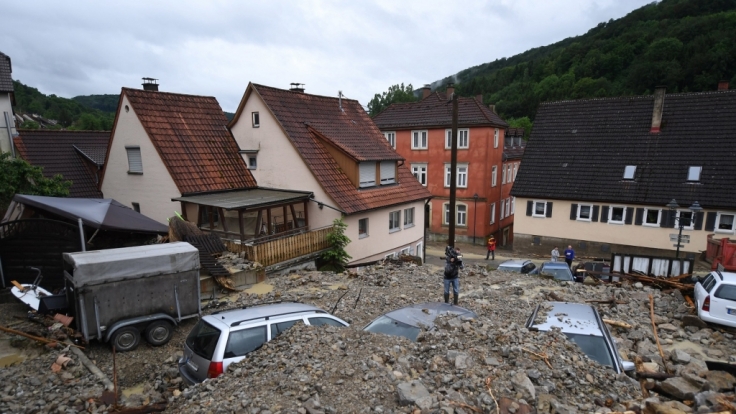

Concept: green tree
[[367, 83, 417, 117], [19, 120, 40, 129], [0, 152, 72, 211], [319, 218, 352, 272]]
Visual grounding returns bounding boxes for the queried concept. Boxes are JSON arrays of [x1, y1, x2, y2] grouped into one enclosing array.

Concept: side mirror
[[621, 360, 636, 372]]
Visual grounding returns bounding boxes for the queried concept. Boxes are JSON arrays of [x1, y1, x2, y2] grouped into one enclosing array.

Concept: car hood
[[379, 302, 476, 329]]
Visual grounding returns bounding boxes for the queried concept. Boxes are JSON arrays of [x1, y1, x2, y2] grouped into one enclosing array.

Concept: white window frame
[[383, 131, 396, 149], [389, 210, 401, 233], [687, 166, 702, 182], [252, 112, 260, 127], [359, 162, 377, 188], [490, 203, 496, 224], [445, 129, 469, 149], [532, 200, 547, 218], [643, 208, 662, 227], [385, 252, 397, 259], [444, 163, 468, 188], [403, 207, 415, 228], [511, 197, 515, 215], [513, 163, 518, 181], [608, 206, 627, 225], [500, 202, 506, 220], [507, 165, 512, 183], [248, 155, 257, 170], [577, 204, 593, 222], [400, 247, 410, 256], [501, 165, 507, 184], [411, 163, 427, 186], [715, 212, 736, 233], [676, 210, 695, 231], [491, 166, 497, 187], [379, 161, 396, 185], [623, 165, 636, 180], [411, 130, 428, 150], [358, 218, 369, 239], [125, 146, 143, 174], [416, 242, 423, 260], [443, 203, 467, 226], [505, 198, 511, 217], [494, 128, 499, 148]]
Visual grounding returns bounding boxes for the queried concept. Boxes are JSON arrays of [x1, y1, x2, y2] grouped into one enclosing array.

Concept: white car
[[693, 270, 736, 328]]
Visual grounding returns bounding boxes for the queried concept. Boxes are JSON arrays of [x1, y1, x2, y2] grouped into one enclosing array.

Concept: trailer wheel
[[144, 320, 173, 346], [111, 327, 140, 352]]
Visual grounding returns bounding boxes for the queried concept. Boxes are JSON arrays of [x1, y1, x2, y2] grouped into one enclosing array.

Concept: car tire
[[144, 320, 173, 346], [111, 326, 141, 352]]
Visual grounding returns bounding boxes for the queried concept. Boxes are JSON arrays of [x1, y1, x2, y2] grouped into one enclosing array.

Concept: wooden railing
[[225, 227, 331, 267]]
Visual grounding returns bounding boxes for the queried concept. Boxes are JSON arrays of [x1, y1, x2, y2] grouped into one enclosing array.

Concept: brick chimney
[[650, 86, 666, 133], [718, 80, 729, 91], [289, 83, 305, 93], [488, 104, 496, 114], [142, 77, 158, 91], [446, 83, 455, 98], [422, 84, 431, 99], [476, 94, 483, 103]]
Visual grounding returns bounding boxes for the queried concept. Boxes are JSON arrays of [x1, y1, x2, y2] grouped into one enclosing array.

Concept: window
[[384, 132, 396, 148], [443, 203, 467, 225], [532, 201, 547, 218], [513, 164, 518, 181], [490, 203, 496, 224], [623, 165, 636, 180], [359, 162, 376, 188], [676, 211, 694, 230], [132, 202, 140, 213], [716, 212, 736, 233], [500, 202, 505, 220], [308, 317, 346, 327], [444, 164, 468, 188], [411, 130, 428, 149], [224, 326, 267, 358], [125, 146, 143, 174], [511, 197, 516, 215], [494, 128, 499, 148], [501, 165, 506, 184], [507, 165, 512, 183], [445, 129, 469, 149], [411, 163, 427, 186], [403, 207, 415, 228], [688, 166, 702, 182], [400, 247, 410, 256], [416, 242, 423, 260], [643, 208, 661, 227], [577, 204, 592, 221], [252, 112, 260, 127], [358, 218, 369, 239], [379, 161, 395, 185], [609, 206, 626, 224], [248, 156, 257, 170], [272, 320, 301, 338], [389, 211, 401, 232], [505, 198, 511, 217], [491, 166, 497, 187], [716, 284, 736, 301]]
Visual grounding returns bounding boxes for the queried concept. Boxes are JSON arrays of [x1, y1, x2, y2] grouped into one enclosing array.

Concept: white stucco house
[[0, 51, 16, 156]]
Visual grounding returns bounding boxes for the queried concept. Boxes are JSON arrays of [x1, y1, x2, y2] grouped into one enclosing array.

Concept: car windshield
[[563, 333, 614, 368], [186, 320, 221, 360], [364, 315, 421, 342], [498, 265, 521, 272], [540, 267, 573, 281]]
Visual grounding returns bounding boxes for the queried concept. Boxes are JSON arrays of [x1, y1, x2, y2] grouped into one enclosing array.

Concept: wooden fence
[[226, 227, 331, 267]]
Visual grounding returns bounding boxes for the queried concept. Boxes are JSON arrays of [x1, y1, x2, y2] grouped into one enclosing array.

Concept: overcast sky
[[1, 0, 653, 112]]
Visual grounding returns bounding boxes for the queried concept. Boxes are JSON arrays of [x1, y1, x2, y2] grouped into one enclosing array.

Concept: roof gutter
[[309, 198, 347, 215]]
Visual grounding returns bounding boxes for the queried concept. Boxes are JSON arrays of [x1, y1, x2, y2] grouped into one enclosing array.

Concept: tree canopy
[[0, 152, 71, 211], [367, 83, 418, 117]]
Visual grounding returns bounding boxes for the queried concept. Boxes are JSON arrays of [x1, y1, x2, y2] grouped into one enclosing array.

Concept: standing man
[[444, 246, 464, 305], [564, 245, 575, 269], [486, 236, 496, 260], [551, 246, 560, 262]]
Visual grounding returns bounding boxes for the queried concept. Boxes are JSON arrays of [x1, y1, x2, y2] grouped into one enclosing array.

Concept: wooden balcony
[[225, 226, 331, 267]]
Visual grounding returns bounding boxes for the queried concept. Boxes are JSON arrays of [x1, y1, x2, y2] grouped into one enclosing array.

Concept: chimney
[[650, 86, 666, 133], [142, 77, 158, 91], [422, 84, 431, 99], [718, 80, 729, 91], [289, 83, 305, 93], [488, 104, 496, 114], [476, 94, 483, 103], [446, 83, 455, 98]]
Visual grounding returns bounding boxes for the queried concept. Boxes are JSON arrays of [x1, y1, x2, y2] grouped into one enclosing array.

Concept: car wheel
[[111, 326, 141, 352], [144, 320, 173, 346]]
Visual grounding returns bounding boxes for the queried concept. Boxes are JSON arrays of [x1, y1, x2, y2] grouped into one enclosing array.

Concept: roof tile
[[0, 51, 11, 93]]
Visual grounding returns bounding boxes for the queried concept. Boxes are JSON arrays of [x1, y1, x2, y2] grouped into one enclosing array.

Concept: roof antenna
[[338, 91, 344, 112]]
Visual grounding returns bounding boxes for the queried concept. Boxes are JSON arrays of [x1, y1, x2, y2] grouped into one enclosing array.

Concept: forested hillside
[[71, 94, 120, 113], [437, 0, 736, 121]]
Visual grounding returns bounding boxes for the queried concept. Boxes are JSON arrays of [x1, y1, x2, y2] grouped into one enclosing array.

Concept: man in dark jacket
[[564, 245, 575, 269], [444, 246, 464, 305]]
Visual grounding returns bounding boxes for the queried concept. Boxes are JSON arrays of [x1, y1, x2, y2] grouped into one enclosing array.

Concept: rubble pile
[[218, 250, 263, 272]]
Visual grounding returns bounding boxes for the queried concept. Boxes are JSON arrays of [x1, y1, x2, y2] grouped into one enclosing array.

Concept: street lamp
[[472, 193, 479, 245], [666, 199, 703, 258]]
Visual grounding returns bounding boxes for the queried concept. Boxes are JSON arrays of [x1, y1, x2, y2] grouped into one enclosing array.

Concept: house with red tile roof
[[14, 129, 110, 198], [229, 83, 432, 264], [373, 85, 513, 247], [0, 51, 15, 156]]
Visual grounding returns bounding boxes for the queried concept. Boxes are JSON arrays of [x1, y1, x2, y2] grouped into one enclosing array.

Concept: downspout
[[77, 218, 86, 252]]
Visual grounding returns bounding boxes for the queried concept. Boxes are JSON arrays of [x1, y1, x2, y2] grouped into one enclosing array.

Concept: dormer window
[[687, 166, 702, 182], [359, 162, 376, 188], [380, 161, 396, 185], [623, 165, 636, 180]]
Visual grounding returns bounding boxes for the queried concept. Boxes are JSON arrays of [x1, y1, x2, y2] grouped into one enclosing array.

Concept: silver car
[[178, 302, 349, 385], [525, 301, 635, 374], [497, 259, 537, 274], [364, 302, 476, 342]]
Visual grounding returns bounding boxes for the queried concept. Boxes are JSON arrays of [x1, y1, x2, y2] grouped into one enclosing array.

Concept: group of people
[[551, 245, 576, 268]]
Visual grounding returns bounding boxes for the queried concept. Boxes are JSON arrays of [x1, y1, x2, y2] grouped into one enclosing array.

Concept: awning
[[12, 194, 168, 234], [172, 188, 313, 210]]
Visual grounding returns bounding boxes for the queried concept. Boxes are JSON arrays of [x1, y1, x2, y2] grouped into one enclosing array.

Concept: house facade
[[229, 83, 431, 264], [373, 85, 511, 246], [0, 51, 16, 156], [511, 82, 736, 259]]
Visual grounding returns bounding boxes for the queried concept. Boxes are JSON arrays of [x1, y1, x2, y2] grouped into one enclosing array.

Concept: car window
[[715, 284, 736, 301], [541, 268, 573, 281], [497, 265, 517, 272], [224, 325, 267, 358], [186, 320, 221, 360], [308, 317, 346, 327], [563, 333, 615, 369], [522, 263, 536, 274], [271, 319, 302, 339], [703, 275, 717, 293]]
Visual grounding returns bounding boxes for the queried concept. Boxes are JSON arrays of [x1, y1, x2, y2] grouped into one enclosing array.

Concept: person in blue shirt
[[564, 245, 575, 269]]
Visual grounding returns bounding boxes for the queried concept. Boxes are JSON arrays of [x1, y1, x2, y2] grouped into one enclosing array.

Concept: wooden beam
[[208, 207, 214, 230], [218, 208, 228, 233], [180, 202, 188, 221], [303, 200, 309, 229], [283, 205, 288, 230], [238, 210, 245, 242], [266, 208, 272, 235], [290, 204, 299, 228], [255, 209, 263, 236]]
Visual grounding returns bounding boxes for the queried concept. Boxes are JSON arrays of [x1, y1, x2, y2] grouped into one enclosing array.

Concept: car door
[[694, 274, 715, 309], [221, 324, 268, 372], [707, 283, 736, 323]]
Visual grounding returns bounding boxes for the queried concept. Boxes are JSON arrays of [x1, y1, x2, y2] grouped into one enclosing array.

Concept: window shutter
[[379, 161, 395, 184], [545, 202, 553, 218], [634, 208, 644, 226], [526, 201, 533, 216], [625, 208, 633, 225], [705, 212, 717, 231], [694, 212, 704, 230], [664, 210, 676, 228], [570, 204, 578, 220], [359, 162, 376, 187], [600, 206, 609, 223], [126, 147, 143, 173], [592, 205, 599, 222]]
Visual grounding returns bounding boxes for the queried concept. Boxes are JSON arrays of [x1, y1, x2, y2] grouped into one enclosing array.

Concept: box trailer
[[63, 242, 201, 351]]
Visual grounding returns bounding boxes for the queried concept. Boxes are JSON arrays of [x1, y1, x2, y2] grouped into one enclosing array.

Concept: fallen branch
[[684, 295, 695, 308], [485, 377, 500, 414], [635, 371, 677, 380], [585, 298, 628, 305], [448, 400, 481, 413], [522, 347, 552, 369], [0, 325, 84, 349], [649, 294, 671, 374], [603, 319, 633, 329], [634, 356, 650, 398]]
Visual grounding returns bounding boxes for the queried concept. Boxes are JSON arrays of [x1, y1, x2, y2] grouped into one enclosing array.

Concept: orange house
[[374, 85, 515, 246]]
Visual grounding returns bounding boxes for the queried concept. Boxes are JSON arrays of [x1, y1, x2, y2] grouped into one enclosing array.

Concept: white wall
[[0, 94, 15, 155], [101, 95, 182, 223]]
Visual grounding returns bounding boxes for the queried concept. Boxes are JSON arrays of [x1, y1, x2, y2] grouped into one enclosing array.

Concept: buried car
[[536, 261, 576, 282], [497, 259, 537, 274], [525, 301, 635, 374], [693, 270, 736, 328], [363, 302, 477, 342]]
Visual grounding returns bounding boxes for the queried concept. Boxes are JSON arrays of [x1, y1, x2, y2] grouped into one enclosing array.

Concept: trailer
[[62, 242, 201, 351]]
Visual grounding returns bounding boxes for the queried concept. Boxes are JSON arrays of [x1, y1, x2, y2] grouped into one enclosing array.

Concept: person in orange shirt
[[486, 236, 496, 260]]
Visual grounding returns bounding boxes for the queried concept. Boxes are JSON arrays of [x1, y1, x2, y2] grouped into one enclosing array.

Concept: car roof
[[540, 262, 571, 269], [715, 271, 736, 283], [528, 302, 602, 336], [499, 259, 531, 267], [204, 302, 326, 327], [379, 302, 476, 329]]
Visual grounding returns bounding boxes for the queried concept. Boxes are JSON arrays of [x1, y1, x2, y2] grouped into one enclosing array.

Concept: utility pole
[[448, 92, 458, 248]]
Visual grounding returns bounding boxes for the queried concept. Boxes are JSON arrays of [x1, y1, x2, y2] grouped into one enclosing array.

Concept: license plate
[[728, 308, 736, 315]]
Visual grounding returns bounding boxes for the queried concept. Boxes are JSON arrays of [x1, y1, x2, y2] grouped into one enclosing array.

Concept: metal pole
[[448, 93, 458, 248], [676, 222, 683, 259], [77, 218, 86, 252]]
